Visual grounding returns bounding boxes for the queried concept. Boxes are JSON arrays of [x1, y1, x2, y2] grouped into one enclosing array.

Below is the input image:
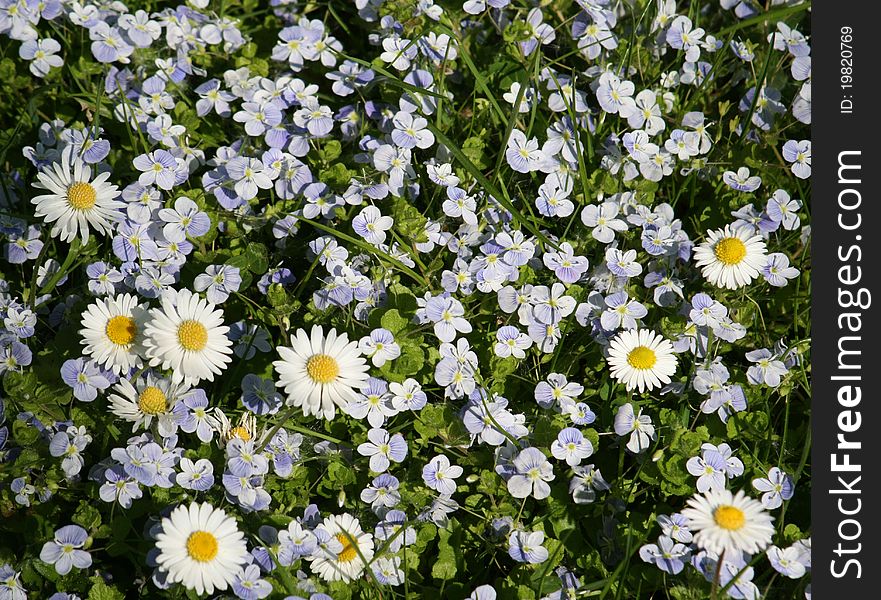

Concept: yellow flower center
[[67, 182, 97, 210], [105, 315, 137, 345], [137, 386, 167, 415], [335, 533, 358, 563], [714, 237, 747, 266], [186, 530, 219, 562], [229, 426, 252, 441], [177, 320, 208, 351], [713, 505, 746, 531], [626, 346, 657, 370], [306, 354, 339, 384]]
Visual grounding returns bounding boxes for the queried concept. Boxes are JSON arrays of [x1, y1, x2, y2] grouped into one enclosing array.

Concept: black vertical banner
[[812, 1, 878, 596]]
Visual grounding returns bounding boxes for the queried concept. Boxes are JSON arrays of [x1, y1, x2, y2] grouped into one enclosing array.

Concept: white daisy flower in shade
[[108, 374, 189, 437], [273, 325, 369, 420], [154, 502, 249, 595], [79, 293, 149, 375], [308, 513, 374, 583], [681, 489, 775, 557], [31, 152, 123, 243], [693, 225, 768, 290], [607, 329, 678, 393], [143, 289, 233, 386], [215, 410, 261, 447]]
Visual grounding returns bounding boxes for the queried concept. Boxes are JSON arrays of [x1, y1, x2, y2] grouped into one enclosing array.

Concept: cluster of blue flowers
[[0, 0, 811, 598]]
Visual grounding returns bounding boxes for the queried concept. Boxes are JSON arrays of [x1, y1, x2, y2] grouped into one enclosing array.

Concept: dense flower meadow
[[0, 0, 811, 598]]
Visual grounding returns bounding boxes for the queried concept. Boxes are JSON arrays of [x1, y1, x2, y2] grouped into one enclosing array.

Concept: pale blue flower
[[422, 454, 463, 495], [277, 521, 318, 565], [358, 328, 401, 367], [346, 377, 397, 427], [508, 530, 549, 563], [639, 535, 691, 574], [507, 447, 554, 500], [606, 247, 642, 278], [194, 264, 242, 304], [752, 467, 794, 509], [535, 373, 584, 408], [232, 564, 272, 600], [0, 564, 26, 600], [686, 449, 727, 492], [657, 513, 693, 543], [175, 457, 214, 491], [133, 150, 179, 190], [782, 139, 811, 179], [389, 378, 427, 411], [600, 292, 647, 331], [763, 253, 800, 287], [550, 428, 593, 466], [723, 167, 762, 192], [360, 473, 401, 511], [39, 525, 91, 576], [424, 295, 472, 342], [543, 243, 589, 284], [506, 129, 544, 173], [241, 373, 282, 416], [157, 196, 211, 241], [745, 348, 788, 387], [357, 428, 408, 473], [766, 545, 807, 579], [5, 226, 43, 264], [766, 189, 801, 230], [375, 509, 416, 552], [494, 325, 532, 359], [614, 403, 655, 453]]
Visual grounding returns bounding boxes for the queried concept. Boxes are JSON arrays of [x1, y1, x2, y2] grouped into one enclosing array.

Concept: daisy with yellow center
[[681, 489, 774, 556], [607, 329, 678, 393], [137, 386, 168, 415], [274, 325, 369, 420], [308, 513, 374, 582], [31, 152, 123, 243], [154, 502, 248, 595], [80, 293, 149, 375], [693, 224, 768, 290], [143, 288, 233, 386], [215, 410, 260, 447], [107, 374, 188, 437]]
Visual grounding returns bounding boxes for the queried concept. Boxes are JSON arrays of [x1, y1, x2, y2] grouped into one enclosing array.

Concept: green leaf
[[73, 501, 103, 532], [462, 135, 488, 170], [244, 242, 269, 274], [319, 139, 342, 163], [322, 162, 355, 188], [390, 195, 429, 243], [431, 526, 458, 580], [88, 579, 125, 600], [379, 308, 409, 335], [327, 459, 356, 487], [380, 342, 424, 383]]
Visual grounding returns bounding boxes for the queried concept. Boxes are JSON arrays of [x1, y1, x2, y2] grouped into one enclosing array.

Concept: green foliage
[[0, 0, 812, 597]]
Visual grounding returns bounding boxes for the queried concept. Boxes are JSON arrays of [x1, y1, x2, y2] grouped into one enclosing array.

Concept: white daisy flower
[[154, 502, 249, 595], [607, 329, 678, 393], [31, 152, 123, 243], [107, 374, 189, 437], [79, 293, 148, 375], [143, 289, 233, 386], [273, 325, 369, 420], [214, 410, 260, 446], [693, 225, 768, 290], [681, 489, 775, 556], [308, 513, 374, 582]]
